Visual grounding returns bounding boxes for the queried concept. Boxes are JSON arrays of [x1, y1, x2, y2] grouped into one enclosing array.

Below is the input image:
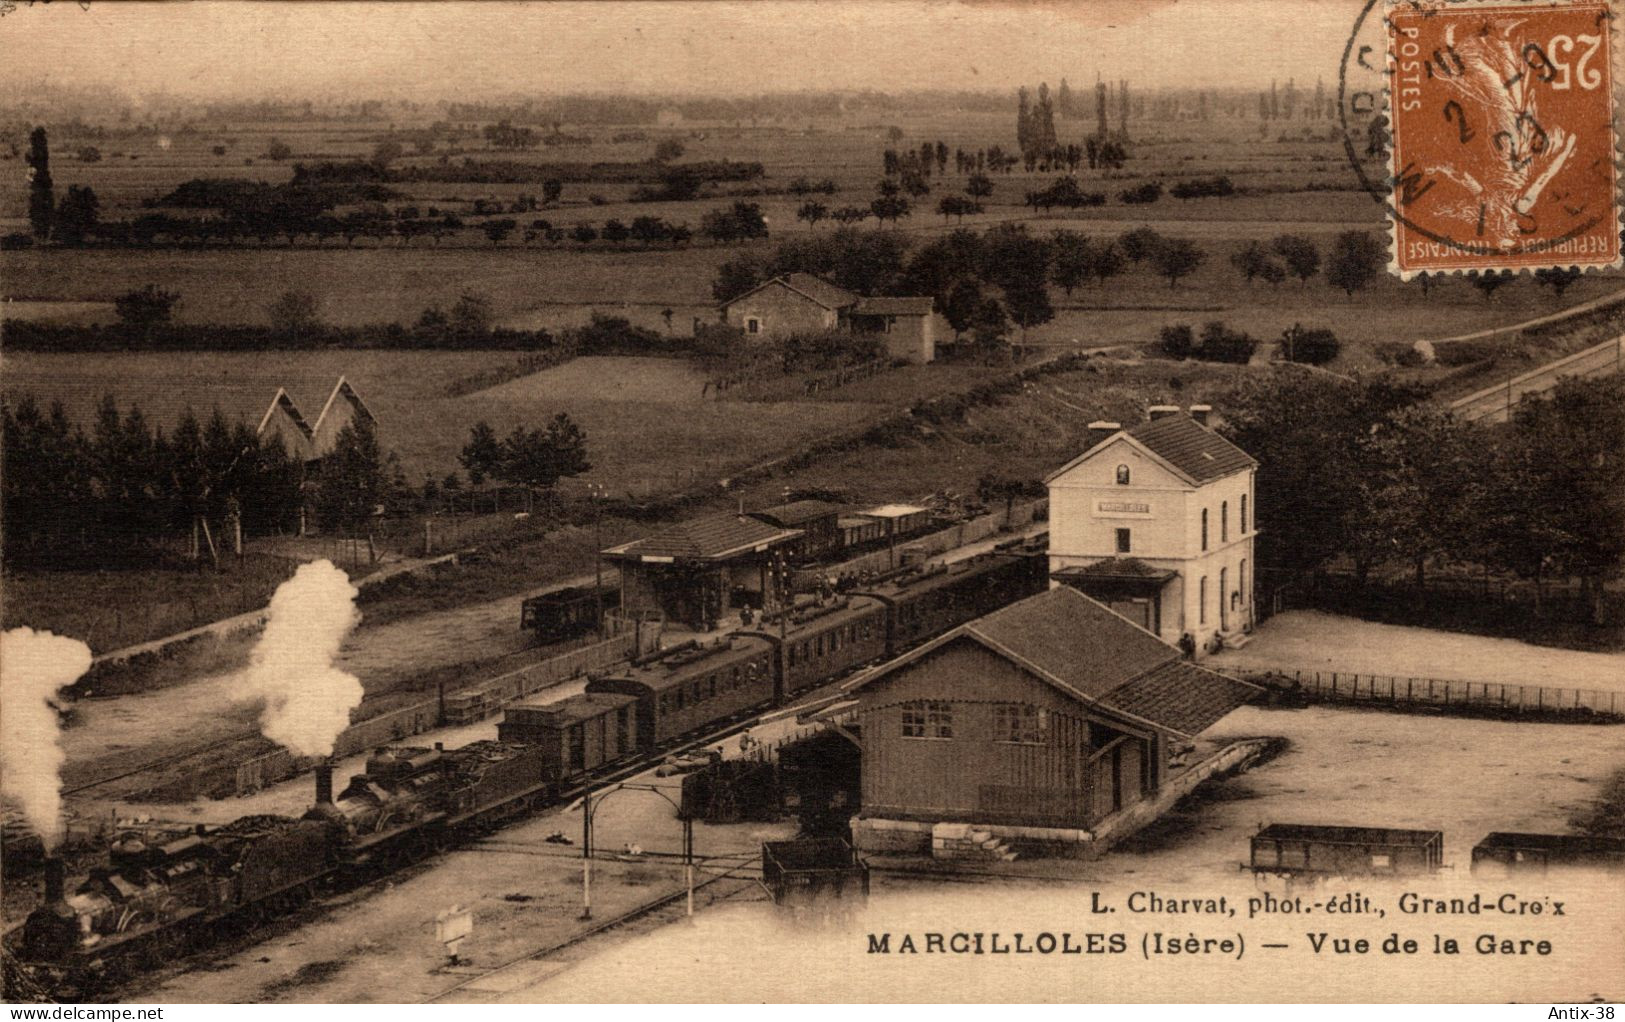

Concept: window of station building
[[1241, 494, 1248, 534], [1221, 501, 1229, 543], [1201, 508, 1209, 551], [815, 635, 825, 657], [616, 707, 630, 749], [901, 700, 954, 739], [1199, 576, 1208, 624], [994, 703, 1045, 744], [1116, 528, 1132, 554], [1115, 464, 1131, 485]]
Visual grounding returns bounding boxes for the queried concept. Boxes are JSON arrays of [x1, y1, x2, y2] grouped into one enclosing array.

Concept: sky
[[0, 0, 1360, 101]]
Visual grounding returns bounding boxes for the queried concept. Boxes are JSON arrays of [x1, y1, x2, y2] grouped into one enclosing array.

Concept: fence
[[790, 498, 1048, 590], [726, 359, 894, 402], [234, 630, 649, 795], [1217, 666, 1624, 719]]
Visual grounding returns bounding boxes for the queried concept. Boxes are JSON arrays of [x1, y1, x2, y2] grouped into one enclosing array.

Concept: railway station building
[[603, 512, 803, 631], [841, 586, 1258, 858], [1046, 405, 1257, 656]]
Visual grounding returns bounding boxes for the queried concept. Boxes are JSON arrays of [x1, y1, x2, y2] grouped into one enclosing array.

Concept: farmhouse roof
[[603, 512, 803, 563], [844, 587, 1259, 738], [853, 296, 934, 316], [723, 273, 859, 311], [1046, 412, 1255, 488]]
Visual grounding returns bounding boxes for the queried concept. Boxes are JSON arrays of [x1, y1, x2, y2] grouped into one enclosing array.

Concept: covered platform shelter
[[1050, 557, 1177, 636], [603, 512, 803, 631]]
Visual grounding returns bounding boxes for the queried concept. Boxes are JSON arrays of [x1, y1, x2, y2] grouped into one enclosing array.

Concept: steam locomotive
[[13, 545, 1045, 997]]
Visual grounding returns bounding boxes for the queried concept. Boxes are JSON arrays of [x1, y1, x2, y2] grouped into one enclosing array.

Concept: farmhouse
[[1046, 405, 1256, 656], [718, 272, 939, 364], [842, 586, 1258, 857], [603, 512, 803, 631], [254, 376, 377, 467]]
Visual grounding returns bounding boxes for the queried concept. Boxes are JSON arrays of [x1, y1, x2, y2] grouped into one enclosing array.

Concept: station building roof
[[603, 512, 802, 563]]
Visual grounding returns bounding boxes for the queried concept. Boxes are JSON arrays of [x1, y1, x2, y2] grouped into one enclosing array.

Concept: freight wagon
[[1249, 823, 1445, 878]]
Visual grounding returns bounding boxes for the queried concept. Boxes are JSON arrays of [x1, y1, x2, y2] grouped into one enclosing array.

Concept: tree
[[451, 292, 494, 336], [966, 174, 994, 200], [937, 195, 978, 222], [1159, 324, 1194, 360], [1151, 237, 1205, 288], [542, 179, 564, 205], [1326, 230, 1384, 296], [653, 138, 685, 162], [1230, 240, 1272, 283], [1087, 241, 1125, 288], [630, 215, 668, 247], [482, 218, 517, 246], [1050, 231, 1092, 295], [796, 200, 828, 229], [78, 146, 102, 163], [27, 126, 53, 240], [460, 421, 503, 486], [1534, 266, 1583, 299], [977, 470, 1035, 524], [942, 278, 985, 340], [266, 138, 293, 161], [600, 219, 630, 246], [1279, 323, 1339, 365], [314, 417, 389, 531], [570, 223, 599, 245], [830, 206, 871, 226], [114, 285, 181, 336], [53, 185, 99, 245], [1117, 225, 1163, 263], [869, 195, 912, 225], [267, 290, 321, 334], [1272, 234, 1321, 282], [711, 253, 766, 303], [1468, 270, 1513, 301], [492, 413, 592, 508], [371, 140, 403, 168]]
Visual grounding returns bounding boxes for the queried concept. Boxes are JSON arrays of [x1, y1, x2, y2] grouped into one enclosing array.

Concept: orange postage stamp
[[1386, 0, 1621, 278]]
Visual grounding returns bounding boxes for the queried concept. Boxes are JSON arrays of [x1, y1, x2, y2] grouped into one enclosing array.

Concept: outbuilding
[[747, 499, 846, 563]]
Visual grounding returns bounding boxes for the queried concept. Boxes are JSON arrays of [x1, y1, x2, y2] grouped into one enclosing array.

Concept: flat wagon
[[1249, 823, 1444, 877]]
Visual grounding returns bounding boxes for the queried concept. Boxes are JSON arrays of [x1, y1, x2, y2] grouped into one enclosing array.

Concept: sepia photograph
[[0, 0, 1621, 1008]]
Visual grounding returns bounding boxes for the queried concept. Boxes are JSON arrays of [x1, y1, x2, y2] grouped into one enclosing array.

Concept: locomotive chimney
[[44, 857, 65, 903], [1189, 404, 1212, 427], [315, 761, 334, 805], [1148, 404, 1179, 421]]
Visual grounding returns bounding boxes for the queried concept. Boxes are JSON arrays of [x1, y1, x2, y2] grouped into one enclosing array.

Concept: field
[[7, 113, 1622, 365], [0, 351, 883, 493]]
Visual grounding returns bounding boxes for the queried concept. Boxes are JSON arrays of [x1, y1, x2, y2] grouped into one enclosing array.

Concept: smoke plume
[[248, 560, 364, 759], [0, 628, 93, 851]]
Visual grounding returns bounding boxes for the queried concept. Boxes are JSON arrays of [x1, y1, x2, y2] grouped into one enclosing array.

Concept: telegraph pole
[[590, 482, 607, 636]]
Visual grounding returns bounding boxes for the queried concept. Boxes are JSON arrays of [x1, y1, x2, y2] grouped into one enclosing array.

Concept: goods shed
[[844, 586, 1258, 856], [603, 513, 802, 631]]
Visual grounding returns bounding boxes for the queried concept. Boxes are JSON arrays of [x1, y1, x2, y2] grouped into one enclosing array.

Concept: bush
[[1434, 339, 1502, 366], [1280, 324, 1340, 365], [1, 232, 34, 250], [1169, 176, 1235, 199], [1195, 320, 1257, 363], [1118, 182, 1163, 204], [1159, 324, 1195, 360]]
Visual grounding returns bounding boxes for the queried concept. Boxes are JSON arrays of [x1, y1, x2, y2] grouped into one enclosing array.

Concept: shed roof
[[749, 499, 845, 528], [861, 503, 930, 519], [604, 512, 802, 562], [1125, 413, 1255, 484], [845, 586, 1259, 738], [1052, 557, 1178, 583], [853, 296, 934, 316]]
